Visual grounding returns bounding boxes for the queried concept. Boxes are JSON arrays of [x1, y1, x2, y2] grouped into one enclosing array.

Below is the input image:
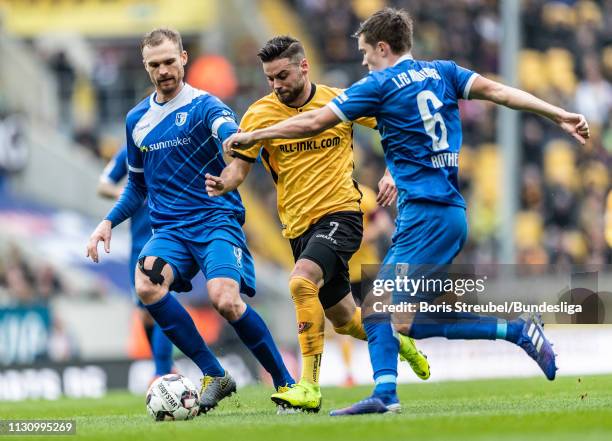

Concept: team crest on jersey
[[297, 322, 313, 334], [395, 263, 409, 277], [175, 112, 188, 126], [233, 246, 243, 268]]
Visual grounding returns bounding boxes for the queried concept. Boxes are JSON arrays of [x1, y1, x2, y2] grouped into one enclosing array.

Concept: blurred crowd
[[0, 97, 27, 194], [290, 0, 612, 265], [0, 242, 80, 363], [35, 43, 159, 159], [0, 242, 66, 307]]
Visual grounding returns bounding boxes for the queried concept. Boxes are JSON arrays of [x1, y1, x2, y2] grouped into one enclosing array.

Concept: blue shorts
[[381, 201, 467, 304], [138, 217, 256, 297]]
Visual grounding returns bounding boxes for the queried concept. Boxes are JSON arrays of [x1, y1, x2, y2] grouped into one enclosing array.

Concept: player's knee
[[289, 276, 313, 297], [135, 256, 170, 305], [208, 279, 245, 321], [393, 322, 412, 336], [325, 305, 354, 328], [214, 293, 245, 321], [135, 276, 165, 305], [291, 260, 323, 287]]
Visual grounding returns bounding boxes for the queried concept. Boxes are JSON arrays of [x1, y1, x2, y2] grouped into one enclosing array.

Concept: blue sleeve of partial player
[[104, 171, 147, 227], [104, 122, 147, 227], [202, 96, 239, 150], [435, 60, 479, 100], [101, 146, 128, 184], [327, 74, 381, 122]]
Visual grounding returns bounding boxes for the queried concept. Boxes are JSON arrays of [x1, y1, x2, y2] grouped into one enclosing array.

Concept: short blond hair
[[141, 28, 183, 53]]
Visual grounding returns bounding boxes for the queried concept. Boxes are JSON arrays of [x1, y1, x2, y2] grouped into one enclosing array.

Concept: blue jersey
[[101, 146, 151, 252], [328, 55, 478, 208], [106, 83, 244, 229]]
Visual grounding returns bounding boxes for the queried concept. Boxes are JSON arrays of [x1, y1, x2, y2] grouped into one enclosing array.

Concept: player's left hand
[[558, 111, 590, 144], [377, 174, 397, 207], [205, 173, 225, 197], [223, 131, 256, 153]]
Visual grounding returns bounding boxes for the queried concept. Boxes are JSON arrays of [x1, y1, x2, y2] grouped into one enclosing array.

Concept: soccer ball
[[146, 374, 200, 421]]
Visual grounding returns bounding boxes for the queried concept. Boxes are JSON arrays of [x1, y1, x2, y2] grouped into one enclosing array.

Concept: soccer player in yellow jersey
[[205, 36, 429, 412]]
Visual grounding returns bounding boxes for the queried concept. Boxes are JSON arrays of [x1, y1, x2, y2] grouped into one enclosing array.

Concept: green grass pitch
[[1, 375, 611, 441]]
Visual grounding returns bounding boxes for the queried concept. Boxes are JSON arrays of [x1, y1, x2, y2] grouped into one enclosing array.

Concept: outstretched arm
[[469, 76, 590, 144], [222, 106, 341, 152], [205, 157, 253, 197]]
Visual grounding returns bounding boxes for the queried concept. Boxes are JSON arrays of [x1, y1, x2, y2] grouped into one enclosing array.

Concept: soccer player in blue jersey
[[98, 146, 174, 380], [224, 8, 590, 415], [86, 28, 294, 413]]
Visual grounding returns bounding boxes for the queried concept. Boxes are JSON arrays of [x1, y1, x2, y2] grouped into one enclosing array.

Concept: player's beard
[[156, 76, 179, 95], [275, 77, 306, 106]]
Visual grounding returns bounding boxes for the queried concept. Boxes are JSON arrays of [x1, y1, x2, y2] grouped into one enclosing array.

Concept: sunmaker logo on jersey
[[139, 136, 192, 152], [278, 136, 340, 153]]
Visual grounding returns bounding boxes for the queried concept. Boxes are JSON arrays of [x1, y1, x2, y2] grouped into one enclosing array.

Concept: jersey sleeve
[[126, 122, 144, 174], [435, 60, 479, 100], [105, 120, 147, 227], [100, 146, 128, 184], [327, 74, 381, 122], [202, 96, 240, 145], [232, 106, 265, 163]]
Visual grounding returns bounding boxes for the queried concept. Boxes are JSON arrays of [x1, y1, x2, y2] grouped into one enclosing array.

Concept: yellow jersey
[[348, 186, 381, 283], [235, 83, 376, 239]]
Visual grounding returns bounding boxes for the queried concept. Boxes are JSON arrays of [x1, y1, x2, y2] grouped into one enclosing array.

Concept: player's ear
[[377, 41, 388, 56], [181, 50, 188, 66], [300, 58, 309, 74]]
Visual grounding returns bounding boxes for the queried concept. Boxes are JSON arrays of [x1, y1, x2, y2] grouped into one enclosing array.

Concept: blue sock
[[409, 311, 499, 340], [145, 293, 224, 377], [151, 323, 174, 376], [229, 304, 294, 388], [364, 320, 398, 404], [500, 319, 523, 343]]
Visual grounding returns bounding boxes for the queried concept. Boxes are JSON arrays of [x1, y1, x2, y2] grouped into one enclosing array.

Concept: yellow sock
[[334, 307, 367, 341], [340, 337, 353, 367], [289, 276, 325, 385], [301, 354, 322, 384]]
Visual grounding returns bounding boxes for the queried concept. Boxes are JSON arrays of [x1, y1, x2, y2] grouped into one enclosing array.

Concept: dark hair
[[141, 28, 183, 53], [257, 35, 305, 62], [353, 8, 413, 54]]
